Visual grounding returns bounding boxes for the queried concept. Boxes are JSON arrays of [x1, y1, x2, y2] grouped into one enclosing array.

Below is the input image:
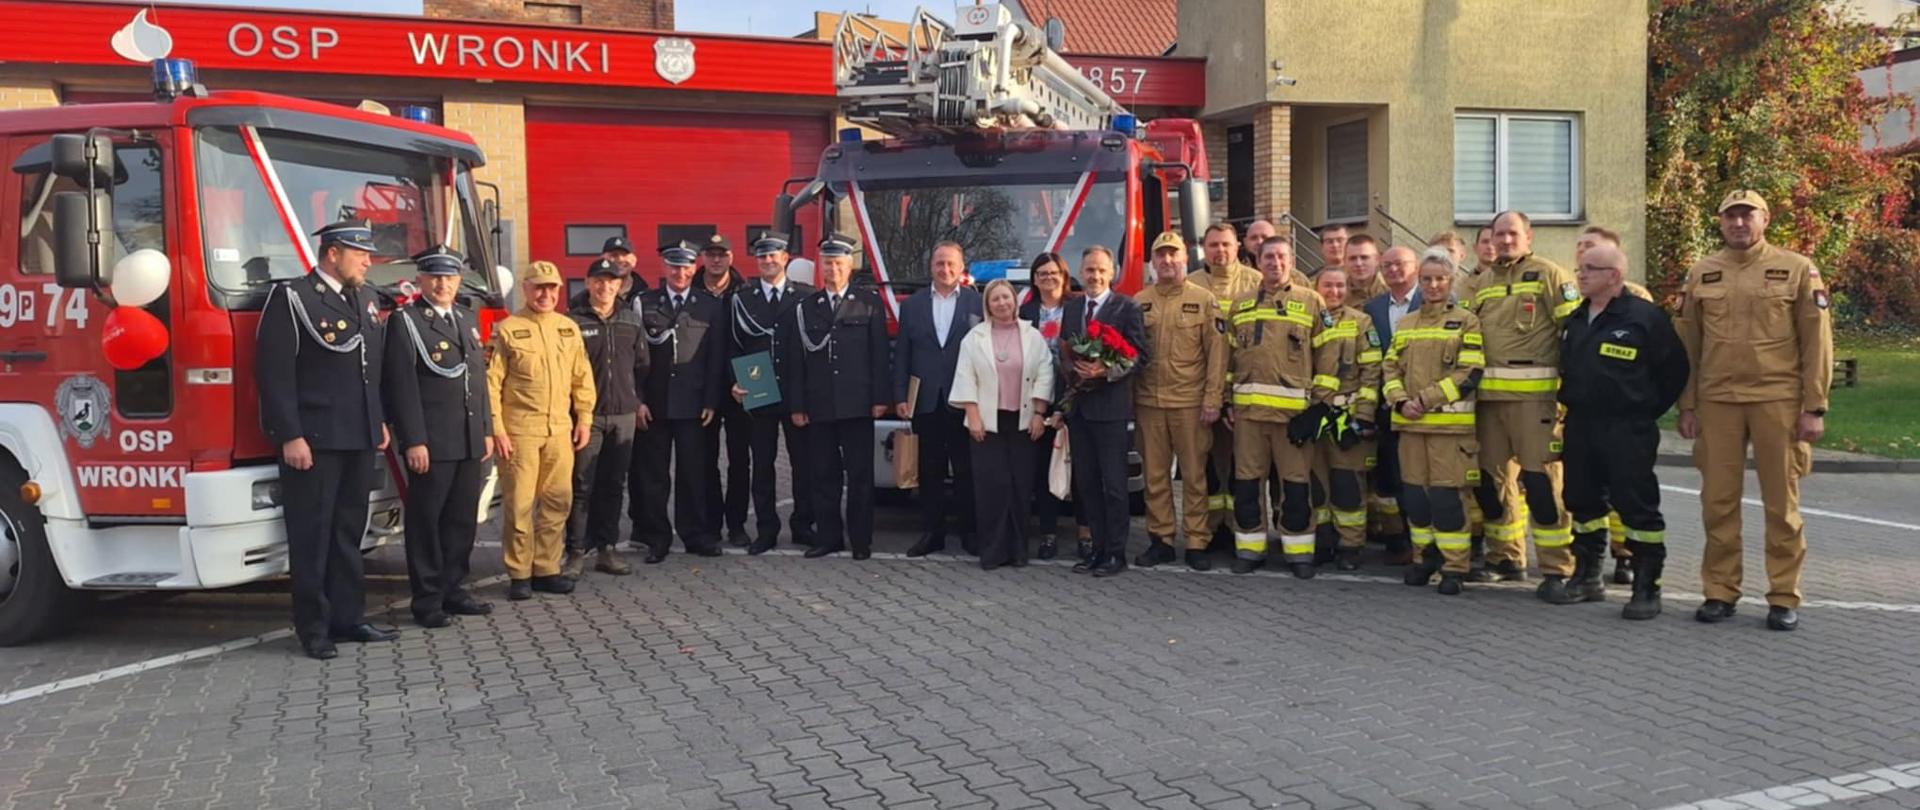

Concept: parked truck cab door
[[6, 132, 192, 519]]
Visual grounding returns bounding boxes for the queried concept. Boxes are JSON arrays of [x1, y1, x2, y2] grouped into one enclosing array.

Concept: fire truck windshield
[[849, 174, 1125, 288], [195, 126, 491, 307]]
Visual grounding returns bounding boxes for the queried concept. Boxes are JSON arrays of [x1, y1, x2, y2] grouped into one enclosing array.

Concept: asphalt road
[[2, 459, 1916, 809]]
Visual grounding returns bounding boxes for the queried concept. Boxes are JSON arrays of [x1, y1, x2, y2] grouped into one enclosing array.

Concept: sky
[[150, 0, 935, 35]]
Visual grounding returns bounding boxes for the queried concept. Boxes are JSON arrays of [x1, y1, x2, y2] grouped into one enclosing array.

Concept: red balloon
[[102, 306, 169, 371]]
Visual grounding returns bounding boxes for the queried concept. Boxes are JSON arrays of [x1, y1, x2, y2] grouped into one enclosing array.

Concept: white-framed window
[[1453, 112, 1581, 223], [1325, 118, 1369, 223]]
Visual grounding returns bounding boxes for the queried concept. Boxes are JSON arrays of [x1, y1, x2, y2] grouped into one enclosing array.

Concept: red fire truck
[[0, 61, 507, 644], [772, 4, 1212, 490]]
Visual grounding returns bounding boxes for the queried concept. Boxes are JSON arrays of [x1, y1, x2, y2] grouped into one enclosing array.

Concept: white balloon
[[110, 248, 171, 308], [786, 257, 816, 287], [493, 265, 515, 291]]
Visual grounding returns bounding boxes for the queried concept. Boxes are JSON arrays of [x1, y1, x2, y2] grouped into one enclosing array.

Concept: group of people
[[256, 185, 1831, 661]]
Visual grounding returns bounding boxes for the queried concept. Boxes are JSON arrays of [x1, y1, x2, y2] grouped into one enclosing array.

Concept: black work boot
[[1550, 533, 1607, 604], [1335, 547, 1361, 571], [1621, 542, 1664, 621], [1611, 556, 1634, 585], [1185, 548, 1213, 571], [1403, 545, 1440, 586], [1231, 556, 1261, 575], [1436, 572, 1464, 595], [1535, 575, 1569, 603], [1134, 536, 1177, 567], [1491, 559, 1528, 582], [1465, 534, 1493, 582], [1314, 524, 1338, 566]]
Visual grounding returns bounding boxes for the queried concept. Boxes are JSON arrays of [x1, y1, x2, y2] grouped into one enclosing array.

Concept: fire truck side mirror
[[51, 133, 115, 187], [771, 193, 795, 239], [1177, 177, 1210, 253], [52, 190, 114, 290]]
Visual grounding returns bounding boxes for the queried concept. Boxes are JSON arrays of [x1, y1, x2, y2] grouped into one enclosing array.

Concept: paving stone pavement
[[2, 466, 1918, 809]]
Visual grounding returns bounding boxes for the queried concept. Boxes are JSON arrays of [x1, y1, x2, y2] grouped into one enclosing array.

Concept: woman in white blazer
[[949, 279, 1056, 569]]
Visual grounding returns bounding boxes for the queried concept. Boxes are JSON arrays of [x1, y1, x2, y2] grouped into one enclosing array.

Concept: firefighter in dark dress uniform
[[629, 241, 728, 562], [729, 232, 817, 554], [256, 219, 398, 660], [779, 235, 892, 560], [382, 246, 494, 628]]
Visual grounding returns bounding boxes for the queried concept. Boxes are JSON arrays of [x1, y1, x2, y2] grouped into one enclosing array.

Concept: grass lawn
[[1652, 334, 1920, 458]]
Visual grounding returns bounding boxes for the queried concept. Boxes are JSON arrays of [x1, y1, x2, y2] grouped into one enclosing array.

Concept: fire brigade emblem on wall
[[55, 374, 112, 449], [654, 37, 696, 85]]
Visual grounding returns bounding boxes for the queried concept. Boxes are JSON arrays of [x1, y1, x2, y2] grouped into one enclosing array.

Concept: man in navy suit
[[894, 241, 985, 557], [1058, 245, 1150, 578], [1364, 245, 1424, 565]]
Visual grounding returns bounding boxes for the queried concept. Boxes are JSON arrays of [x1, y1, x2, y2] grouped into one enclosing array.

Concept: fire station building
[[0, 0, 1646, 275]]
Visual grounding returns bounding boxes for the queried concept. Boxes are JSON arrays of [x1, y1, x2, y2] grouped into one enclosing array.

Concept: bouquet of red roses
[[1056, 318, 1138, 415]]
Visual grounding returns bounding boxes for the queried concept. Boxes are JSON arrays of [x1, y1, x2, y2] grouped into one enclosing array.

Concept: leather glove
[[1288, 402, 1332, 446]]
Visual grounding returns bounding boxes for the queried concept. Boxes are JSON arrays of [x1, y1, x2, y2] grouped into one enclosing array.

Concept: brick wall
[[1251, 103, 1291, 222], [424, 0, 672, 29], [1201, 121, 1228, 224], [0, 78, 58, 111], [441, 92, 532, 269]]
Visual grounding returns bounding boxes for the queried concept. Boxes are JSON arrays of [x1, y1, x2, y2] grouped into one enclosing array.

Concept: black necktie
[[829, 293, 840, 310], [671, 295, 683, 313], [1085, 299, 1095, 329], [769, 288, 780, 307]]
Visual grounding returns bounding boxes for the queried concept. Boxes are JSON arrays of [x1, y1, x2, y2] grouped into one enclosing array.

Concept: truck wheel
[[0, 464, 79, 646]]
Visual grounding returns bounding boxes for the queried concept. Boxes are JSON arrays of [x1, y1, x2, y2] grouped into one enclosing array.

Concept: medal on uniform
[[337, 319, 348, 330], [324, 331, 337, 342], [439, 340, 450, 350], [432, 352, 443, 362]]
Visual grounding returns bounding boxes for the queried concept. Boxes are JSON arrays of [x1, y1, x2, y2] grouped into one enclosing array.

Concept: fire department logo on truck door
[[654, 37, 696, 85], [55, 374, 112, 449]]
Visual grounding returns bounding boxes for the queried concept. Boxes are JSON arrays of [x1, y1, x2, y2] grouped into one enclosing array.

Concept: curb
[[1655, 453, 1920, 475]]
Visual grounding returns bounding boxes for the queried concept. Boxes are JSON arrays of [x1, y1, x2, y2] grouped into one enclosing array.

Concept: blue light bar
[[152, 58, 197, 101], [399, 106, 437, 124], [839, 127, 864, 143], [1111, 113, 1139, 138]]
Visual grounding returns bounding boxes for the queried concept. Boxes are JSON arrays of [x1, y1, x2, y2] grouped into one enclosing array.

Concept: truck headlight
[[251, 479, 282, 510]]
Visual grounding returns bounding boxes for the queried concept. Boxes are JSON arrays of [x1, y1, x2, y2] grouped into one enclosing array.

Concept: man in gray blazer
[[894, 241, 985, 556]]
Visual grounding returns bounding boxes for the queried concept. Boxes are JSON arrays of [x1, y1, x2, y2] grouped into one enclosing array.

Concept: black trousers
[[1031, 423, 1087, 536], [913, 407, 975, 537], [705, 396, 752, 536], [810, 417, 875, 552], [972, 411, 1037, 567], [1562, 415, 1664, 533], [403, 456, 484, 618], [751, 410, 815, 544], [568, 412, 636, 553], [281, 449, 374, 644], [1069, 416, 1131, 561], [631, 417, 715, 553]]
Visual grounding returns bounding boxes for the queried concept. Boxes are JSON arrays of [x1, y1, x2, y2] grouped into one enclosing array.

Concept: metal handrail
[[1372, 198, 1429, 249], [1279, 212, 1328, 275]]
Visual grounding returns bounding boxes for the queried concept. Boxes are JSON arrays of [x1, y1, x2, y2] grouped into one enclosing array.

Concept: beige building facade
[[1177, 0, 1650, 274]]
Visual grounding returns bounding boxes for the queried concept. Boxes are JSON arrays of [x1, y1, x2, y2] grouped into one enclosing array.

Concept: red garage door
[[526, 106, 829, 286]]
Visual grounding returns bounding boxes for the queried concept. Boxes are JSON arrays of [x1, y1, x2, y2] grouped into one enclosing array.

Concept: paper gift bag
[[1048, 426, 1072, 500], [892, 428, 920, 489]]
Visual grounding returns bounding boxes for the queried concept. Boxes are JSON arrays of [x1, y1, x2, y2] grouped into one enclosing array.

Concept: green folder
[[731, 350, 782, 411]]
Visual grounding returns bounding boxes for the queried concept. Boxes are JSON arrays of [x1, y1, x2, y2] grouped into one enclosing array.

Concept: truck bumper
[[43, 456, 474, 591]]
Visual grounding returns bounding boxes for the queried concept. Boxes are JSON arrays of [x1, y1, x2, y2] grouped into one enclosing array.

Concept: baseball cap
[[1151, 231, 1186, 253], [702, 233, 733, 252], [585, 258, 624, 278], [1718, 189, 1769, 214], [523, 260, 563, 286]]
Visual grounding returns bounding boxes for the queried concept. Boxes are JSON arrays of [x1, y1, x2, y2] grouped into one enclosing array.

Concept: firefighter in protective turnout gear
[[1307, 266, 1383, 571], [1556, 244, 1689, 616], [1458, 211, 1580, 601], [1225, 240, 1333, 578], [1132, 231, 1228, 570], [1190, 223, 1264, 544], [1677, 190, 1834, 632], [1383, 250, 1486, 595]]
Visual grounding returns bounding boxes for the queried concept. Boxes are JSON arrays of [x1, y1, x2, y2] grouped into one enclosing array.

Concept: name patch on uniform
[[1285, 299, 1306, 313], [558, 327, 577, 337], [1701, 271, 1723, 284], [511, 329, 532, 339], [1766, 268, 1792, 281], [1443, 320, 1463, 330], [1599, 342, 1638, 361], [1521, 270, 1541, 282], [1182, 302, 1201, 313]]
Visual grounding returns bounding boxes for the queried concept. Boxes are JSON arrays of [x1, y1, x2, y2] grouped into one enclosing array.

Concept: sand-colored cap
[[1718, 189, 1769, 213], [1151, 231, 1186, 252], [523, 260, 563, 286]]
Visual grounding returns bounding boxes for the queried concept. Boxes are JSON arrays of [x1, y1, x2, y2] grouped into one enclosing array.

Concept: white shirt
[[1084, 290, 1111, 324], [1387, 288, 1416, 328], [824, 284, 849, 308], [430, 303, 453, 320], [761, 279, 786, 301], [664, 285, 691, 309], [314, 268, 345, 295], [931, 285, 959, 346]]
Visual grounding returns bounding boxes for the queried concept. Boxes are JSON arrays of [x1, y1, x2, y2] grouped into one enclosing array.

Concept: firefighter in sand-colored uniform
[[1383, 249, 1486, 595], [488, 260, 596, 601], [1677, 190, 1833, 632], [1307, 265, 1383, 571], [1190, 223, 1265, 542], [1458, 211, 1580, 601], [1132, 231, 1227, 570], [1226, 240, 1333, 578]]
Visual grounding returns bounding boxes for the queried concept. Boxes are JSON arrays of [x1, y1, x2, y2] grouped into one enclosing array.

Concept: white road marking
[[0, 573, 509, 708], [1660, 484, 1920, 532], [1656, 760, 1920, 810]]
